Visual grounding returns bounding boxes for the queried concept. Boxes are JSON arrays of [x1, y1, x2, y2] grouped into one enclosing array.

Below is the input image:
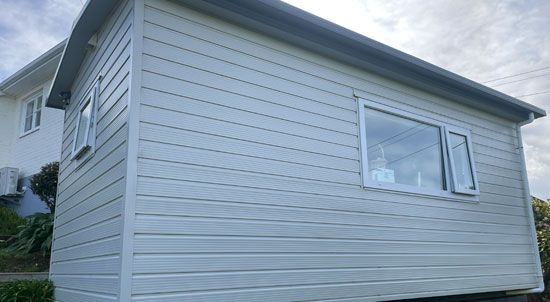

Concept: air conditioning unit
[[0, 167, 19, 196]]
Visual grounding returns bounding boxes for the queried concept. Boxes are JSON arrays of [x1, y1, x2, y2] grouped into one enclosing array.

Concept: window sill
[[73, 151, 95, 171], [19, 127, 40, 138], [362, 182, 480, 204], [70, 145, 90, 161]]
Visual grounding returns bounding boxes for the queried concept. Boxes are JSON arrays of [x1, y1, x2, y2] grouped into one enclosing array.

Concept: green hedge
[[0, 208, 24, 236], [0, 279, 53, 302]]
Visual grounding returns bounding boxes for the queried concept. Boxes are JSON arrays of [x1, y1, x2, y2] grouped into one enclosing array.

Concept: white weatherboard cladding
[[49, 1, 132, 301], [132, 0, 538, 301], [0, 96, 17, 168], [9, 80, 64, 177]]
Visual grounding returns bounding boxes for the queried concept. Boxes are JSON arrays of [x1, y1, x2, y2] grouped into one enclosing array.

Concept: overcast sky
[[1, 0, 548, 199]]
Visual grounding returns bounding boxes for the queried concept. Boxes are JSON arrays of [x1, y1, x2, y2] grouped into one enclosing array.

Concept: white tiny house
[[47, 1, 546, 301]]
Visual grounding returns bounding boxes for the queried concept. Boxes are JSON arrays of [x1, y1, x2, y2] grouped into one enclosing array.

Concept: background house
[[0, 41, 65, 216], [46, 1, 545, 301]]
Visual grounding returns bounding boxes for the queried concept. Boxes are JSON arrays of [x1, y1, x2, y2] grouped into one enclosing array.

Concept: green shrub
[[29, 162, 59, 214], [0, 208, 25, 236], [0, 279, 53, 302], [9, 213, 53, 255], [530, 197, 550, 302], [0, 249, 50, 273]]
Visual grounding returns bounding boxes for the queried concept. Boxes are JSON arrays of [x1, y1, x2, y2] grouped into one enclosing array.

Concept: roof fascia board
[[46, 0, 119, 109], [48, 0, 545, 120]]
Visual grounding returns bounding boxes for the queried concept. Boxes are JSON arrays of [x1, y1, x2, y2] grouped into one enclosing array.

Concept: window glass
[[449, 132, 475, 190], [35, 96, 42, 127], [364, 107, 444, 190], [75, 100, 92, 149], [24, 101, 34, 132]]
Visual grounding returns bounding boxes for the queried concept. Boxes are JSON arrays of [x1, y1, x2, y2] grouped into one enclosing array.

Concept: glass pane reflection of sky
[[449, 133, 475, 190], [365, 108, 444, 190]]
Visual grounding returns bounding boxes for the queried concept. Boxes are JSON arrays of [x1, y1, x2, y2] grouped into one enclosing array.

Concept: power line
[[489, 73, 550, 88], [367, 124, 428, 151], [514, 90, 550, 98], [371, 142, 440, 171], [482, 66, 550, 84]]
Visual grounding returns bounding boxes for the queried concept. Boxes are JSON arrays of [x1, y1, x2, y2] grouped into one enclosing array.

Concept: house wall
[[10, 79, 64, 178], [10, 80, 63, 216], [0, 96, 16, 168], [49, 0, 133, 301], [1, 79, 62, 216], [132, 1, 539, 301]]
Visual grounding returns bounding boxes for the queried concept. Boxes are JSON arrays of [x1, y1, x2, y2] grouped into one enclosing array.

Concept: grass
[[0, 249, 49, 273]]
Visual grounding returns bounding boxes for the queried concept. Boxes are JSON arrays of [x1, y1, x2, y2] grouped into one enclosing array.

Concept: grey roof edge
[[46, 0, 119, 109], [48, 0, 546, 122], [0, 40, 66, 94]]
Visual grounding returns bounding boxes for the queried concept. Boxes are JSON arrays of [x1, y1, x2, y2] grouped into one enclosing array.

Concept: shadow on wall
[[9, 177, 49, 217]]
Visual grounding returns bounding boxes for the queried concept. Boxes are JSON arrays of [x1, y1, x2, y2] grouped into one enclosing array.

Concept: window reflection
[[449, 132, 475, 190], [365, 108, 444, 190]]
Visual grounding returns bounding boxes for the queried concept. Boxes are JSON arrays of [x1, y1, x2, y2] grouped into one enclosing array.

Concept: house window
[[21, 93, 42, 135], [71, 82, 99, 160], [446, 128, 479, 195], [358, 99, 479, 197]]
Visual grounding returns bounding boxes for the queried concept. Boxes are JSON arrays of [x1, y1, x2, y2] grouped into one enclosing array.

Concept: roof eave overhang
[[46, 0, 119, 109], [48, 0, 546, 122]]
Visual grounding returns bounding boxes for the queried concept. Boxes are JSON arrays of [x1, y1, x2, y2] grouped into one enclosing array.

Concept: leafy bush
[[29, 162, 59, 214], [533, 197, 550, 277], [530, 197, 550, 302], [0, 279, 53, 302], [9, 213, 53, 255], [0, 208, 24, 236]]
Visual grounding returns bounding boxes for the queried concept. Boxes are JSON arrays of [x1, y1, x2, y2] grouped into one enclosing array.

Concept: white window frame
[[358, 98, 479, 200], [71, 81, 99, 161], [445, 126, 480, 195], [20, 91, 43, 136]]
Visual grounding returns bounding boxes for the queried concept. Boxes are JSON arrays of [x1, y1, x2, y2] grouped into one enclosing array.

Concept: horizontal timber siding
[[133, 0, 537, 301], [50, 1, 132, 301]]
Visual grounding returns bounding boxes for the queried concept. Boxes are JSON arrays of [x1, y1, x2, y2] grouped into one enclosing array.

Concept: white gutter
[[507, 112, 545, 295]]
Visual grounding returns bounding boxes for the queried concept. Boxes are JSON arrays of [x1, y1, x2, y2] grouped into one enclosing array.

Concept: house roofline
[[47, 0, 119, 109], [47, 0, 546, 122], [0, 40, 66, 97]]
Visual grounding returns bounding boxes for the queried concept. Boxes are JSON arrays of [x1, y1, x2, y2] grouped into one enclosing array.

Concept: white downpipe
[[507, 112, 544, 295]]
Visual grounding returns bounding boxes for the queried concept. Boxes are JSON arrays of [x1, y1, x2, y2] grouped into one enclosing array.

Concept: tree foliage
[[29, 162, 59, 214], [531, 197, 550, 301]]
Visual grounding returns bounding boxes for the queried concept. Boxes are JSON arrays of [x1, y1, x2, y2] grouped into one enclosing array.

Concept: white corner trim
[[119, 0, 144, 300], [507, 114, 544, 295]]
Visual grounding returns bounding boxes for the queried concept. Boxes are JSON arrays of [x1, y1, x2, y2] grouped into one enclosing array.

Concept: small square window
[[21, 93, 43, 135], [71, 83, 99, 160]]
